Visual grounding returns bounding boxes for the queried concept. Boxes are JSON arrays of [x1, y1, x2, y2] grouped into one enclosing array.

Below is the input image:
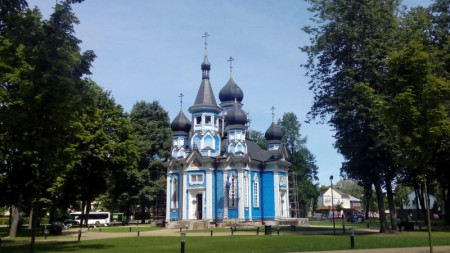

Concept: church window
[[193, 135, 201, 150], [253, 175, 260, 208], [204, 135, 213, 148], [244, 174, 249, 208], [171, 177, 178, 209], [205, 115, 212, 124], [190, 173, 204, 184], [229, 173, 237, 208], [196, 116, 202, 125], [236, 131, 242, 140]]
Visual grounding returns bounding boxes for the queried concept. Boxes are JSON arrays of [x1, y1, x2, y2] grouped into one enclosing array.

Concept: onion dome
[[219, 76, 244, 103], [171, 110, 191, 132], [265, 122, 283, 140], [225, 102, 247, 125]]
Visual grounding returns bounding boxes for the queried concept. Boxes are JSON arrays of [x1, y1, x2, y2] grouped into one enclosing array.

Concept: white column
[[182, 171, 187, 220], [285, 174, 290, 218], [165, 173, 171, 222], [238, 169, 245, 220], [223, 171, 228, 219], [206, 170, 213, 221], [274, 172, 280, 219]]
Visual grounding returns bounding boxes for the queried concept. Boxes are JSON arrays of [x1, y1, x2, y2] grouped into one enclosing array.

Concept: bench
[[230, 226, 260, 235]]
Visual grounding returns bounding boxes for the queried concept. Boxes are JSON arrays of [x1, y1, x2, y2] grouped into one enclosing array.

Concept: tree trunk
[[140, 201, 146, 224], [30, 197, 40, 253], [444, 184, 450, 225], [363, 184, 372, 220], [28, 207, 33, 229], [8, 205, 20, 238], [384, 173, 397, 231], [374, 177, 387, 233], [415, 180, 428, 223], [80, 200, 86, 227], [413, 181, 421, 220]]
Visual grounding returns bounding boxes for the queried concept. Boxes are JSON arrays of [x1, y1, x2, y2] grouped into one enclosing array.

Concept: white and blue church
[[165, 38, 291, 227]]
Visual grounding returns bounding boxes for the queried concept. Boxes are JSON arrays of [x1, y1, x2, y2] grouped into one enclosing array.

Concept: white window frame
[[253, 174, 259, 208], [190, 173, 204, 185]]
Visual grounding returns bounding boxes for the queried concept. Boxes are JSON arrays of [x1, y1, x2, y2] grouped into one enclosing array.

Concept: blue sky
[[28, 0, 430, 186]]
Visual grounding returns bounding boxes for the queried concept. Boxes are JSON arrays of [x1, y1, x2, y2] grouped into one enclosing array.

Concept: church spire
[[201, 32, 211, 80], [189, 32, 220, 114]]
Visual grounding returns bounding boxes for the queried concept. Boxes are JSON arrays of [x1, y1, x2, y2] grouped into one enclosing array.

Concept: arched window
[[171, 177, 178, 209], [204, 134, 213, 148]]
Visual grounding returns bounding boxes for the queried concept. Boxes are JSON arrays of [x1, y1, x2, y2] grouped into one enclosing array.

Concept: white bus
[[70, 211, 111, 226]]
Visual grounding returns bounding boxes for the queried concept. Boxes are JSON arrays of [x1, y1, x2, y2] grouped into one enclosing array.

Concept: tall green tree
[[66, 81, 138, 226], [129, 101, 171, 222], [0, 1, 94, 248], [385, 5, 450, 223], [278, 112, 319, 217], [301, 0, 401, 232]]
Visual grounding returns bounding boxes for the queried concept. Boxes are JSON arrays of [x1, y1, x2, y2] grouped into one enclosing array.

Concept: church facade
[[165, 41, 290, 226]]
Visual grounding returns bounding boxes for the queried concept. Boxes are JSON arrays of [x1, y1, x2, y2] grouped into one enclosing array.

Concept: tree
[[0, 1, 94, 247], [129, 101, 171, 222], [302, 0, 401, 232], [385, 7, 450, 224], [278, 112, 319, 217], [335, 179, 364, 199], [65, 81, 138, 227], [249, 130, 267, 150]]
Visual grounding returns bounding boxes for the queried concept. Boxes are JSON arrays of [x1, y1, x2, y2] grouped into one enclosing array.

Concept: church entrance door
[[196, 193, 203, 220]]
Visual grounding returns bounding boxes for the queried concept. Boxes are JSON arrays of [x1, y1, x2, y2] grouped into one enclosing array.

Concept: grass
[[2, 222, 450, 253], [88, 225, 162, 233], [1, 230, 450, 253], [1, 232, 450, 253]]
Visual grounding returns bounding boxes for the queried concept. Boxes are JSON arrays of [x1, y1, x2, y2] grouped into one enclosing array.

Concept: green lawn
[[1, 231, 450, 253], [89, 225, 162, 233]]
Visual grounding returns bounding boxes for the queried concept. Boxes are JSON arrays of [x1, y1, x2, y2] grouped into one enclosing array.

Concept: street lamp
[[180, 232, 186, 253], [330, 175, 336, 235]]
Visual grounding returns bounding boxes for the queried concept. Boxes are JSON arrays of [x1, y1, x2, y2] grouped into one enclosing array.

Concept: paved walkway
[[2, 227, 449, 253]]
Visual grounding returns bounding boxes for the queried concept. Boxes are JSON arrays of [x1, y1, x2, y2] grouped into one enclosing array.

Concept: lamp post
[[330, 175, 336, 235], [180, 232, 186, 253]]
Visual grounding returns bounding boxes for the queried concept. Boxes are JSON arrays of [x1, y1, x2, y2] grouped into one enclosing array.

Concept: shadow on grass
[[1, 241, 115, 253]]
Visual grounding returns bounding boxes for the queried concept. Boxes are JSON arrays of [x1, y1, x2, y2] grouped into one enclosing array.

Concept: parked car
[[347, 215, 364, 223], [63, 219, 79, 228], [49, 222, 64, 235]]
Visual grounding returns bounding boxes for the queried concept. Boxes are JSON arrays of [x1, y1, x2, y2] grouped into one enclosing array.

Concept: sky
[[27, 0, 430, 186]]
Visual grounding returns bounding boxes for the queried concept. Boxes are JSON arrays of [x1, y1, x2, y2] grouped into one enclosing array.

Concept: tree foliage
[[278, 112, 319, 217], [0, 0, 94, 247], [129, 101, 171, 221]]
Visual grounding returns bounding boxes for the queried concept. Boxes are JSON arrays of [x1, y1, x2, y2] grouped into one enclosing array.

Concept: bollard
[[350, 229, 355, 249], [210, 229, 213, 236], [230, 227, 234, 235], [277, 227, 280, 235], [343, 224, 346, 234], [78, 229, 82, 242], [137, 227, 140, 237], [257, 227, 260, 235], [99, 227, 101, 232], [129, 227, 132, 232], [180, 227, 182, 232], [180, 232, 186, 253]]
